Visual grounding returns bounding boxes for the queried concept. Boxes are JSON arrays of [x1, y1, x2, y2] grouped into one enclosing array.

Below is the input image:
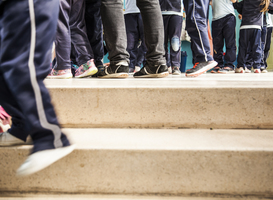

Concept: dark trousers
[[212, 14, 236, 69], [0, 0, 70, 153], [55, 0, 93, 70], [237, 29, 262, 69], [100, 0, 165, 66], [124, 13, 147, 70], [183, 0, 213, 63], [163, 15, 182, 67], [264, 27, 272, 69], [85, 0, 104, 66]]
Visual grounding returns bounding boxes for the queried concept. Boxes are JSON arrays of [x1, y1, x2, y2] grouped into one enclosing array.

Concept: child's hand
[[230, 0, 236, 3], [238, 14, 242, 20]]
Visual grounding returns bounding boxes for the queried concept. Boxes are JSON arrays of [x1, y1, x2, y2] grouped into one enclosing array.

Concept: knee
[[171, 36, 180, 52]]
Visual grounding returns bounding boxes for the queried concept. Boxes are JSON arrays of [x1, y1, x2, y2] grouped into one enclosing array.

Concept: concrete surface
[[44, 73, 273, 129], [1, 129, 273, 197]]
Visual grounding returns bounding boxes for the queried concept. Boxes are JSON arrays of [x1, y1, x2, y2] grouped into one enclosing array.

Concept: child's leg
[[250, 29, 262, 70], [70, 0, 93, 66], [237, 29, 251, 69], [223, 14, 236, 69], [212, 18, 224, 68], [183, 0, 213, 63], [264, 27, 273, 68], [85, 0, 104, 67], [163, 15, 171, 67], [55, 0, 72, 70], [125, 13, 141, 71], [168, 15, 183, 68], [136, 14, 147, 67], [260, 25, 268, 69], [245, 44, 253, 70]]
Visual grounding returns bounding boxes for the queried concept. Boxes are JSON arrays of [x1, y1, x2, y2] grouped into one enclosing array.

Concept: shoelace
[[193, 62, 199, 69]]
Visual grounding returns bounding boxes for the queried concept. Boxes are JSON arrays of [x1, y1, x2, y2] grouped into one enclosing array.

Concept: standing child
[[159, 0, 183, 75], [232, 0, 273, 73], [210, 0, 236, 73]]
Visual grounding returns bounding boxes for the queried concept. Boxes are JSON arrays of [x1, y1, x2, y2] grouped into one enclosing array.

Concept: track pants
[[0, 0, 70, 153]]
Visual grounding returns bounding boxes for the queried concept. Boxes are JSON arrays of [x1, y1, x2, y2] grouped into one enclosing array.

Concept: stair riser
[[1, 148, 273, 196], [49, 88, 273, 129]]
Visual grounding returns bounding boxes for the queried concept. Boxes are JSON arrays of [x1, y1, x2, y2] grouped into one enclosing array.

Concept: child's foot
[[254, 69, 261, 73], [186, 61, 217, 77], [47, 69, 73, 79], [74, 59, 98, 78], [235, 67, 245, 73]]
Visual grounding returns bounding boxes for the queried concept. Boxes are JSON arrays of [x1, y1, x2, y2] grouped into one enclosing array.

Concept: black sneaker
[[91, 65, 105, 77], [186, 61, 217, 78], [172, 66, 181, 75], [97, 61, 129, 78], [218, 66, 235, 74], [133, 63, 168, 78]]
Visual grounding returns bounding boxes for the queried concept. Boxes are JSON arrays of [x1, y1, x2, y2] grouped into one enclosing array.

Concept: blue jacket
[[233, 0, 273, 27]]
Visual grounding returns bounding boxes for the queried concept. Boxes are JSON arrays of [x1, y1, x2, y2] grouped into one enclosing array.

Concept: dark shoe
[[218, 66, 235, 74], [186, 61, 217, 77], [133, 63, 168, 78], [92, 65, 105, 77], [172, 66, 181, 75], [210, 66, 220, 73], [98, 61, 129, 78]]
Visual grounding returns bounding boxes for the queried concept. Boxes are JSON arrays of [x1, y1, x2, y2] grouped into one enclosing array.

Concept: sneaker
[[218, 67, 235, 74], [133, 63, 169, 78], [0, 131, 25, 146], [129, 67, 135, 74], [235, 67, 245, 73], [261, 68, 268, 73], [135, 66, 141, 73], [210, 66, 220, 73], [91, 65, 105, 77], [98, 60, 129, 78], [47, 68, 73, 79], [172, 66, 181, 75], [254, 69, 261, 73], [17, 145, 75, 176], [168, 67, 172, 74], [74, 59, 98, 78], [245, 68, 251, 73], [0, 106, 11, 133], [186, 61, 217, 77]]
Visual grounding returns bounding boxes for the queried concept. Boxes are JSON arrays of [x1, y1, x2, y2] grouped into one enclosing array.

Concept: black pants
[[85, 0, 104, 66], [124, 13, 147, 70], [100, 0, 166, 66], [55, 0, 93, 70], [212, 14, 236, 69], [0, 0, 70, 153]]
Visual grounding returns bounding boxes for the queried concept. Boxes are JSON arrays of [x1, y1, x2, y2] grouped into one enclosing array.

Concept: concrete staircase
[[1, 73, 273, 199]]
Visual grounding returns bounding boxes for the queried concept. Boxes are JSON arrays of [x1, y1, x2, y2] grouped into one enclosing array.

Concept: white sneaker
[[245, 68, 251, 73], [235, 67, 245, 73], [134, 66, 141, 73], [254, 69, 261, 73], [261, 68, 268, 73], [0, 131, 25, 146], [168, 67, 172, 74], [17, 144, 75, 176]]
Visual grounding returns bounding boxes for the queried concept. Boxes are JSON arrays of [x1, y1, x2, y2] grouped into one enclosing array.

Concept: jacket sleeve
[[268, 1, 273, 14], [233, 1, 243, 14]]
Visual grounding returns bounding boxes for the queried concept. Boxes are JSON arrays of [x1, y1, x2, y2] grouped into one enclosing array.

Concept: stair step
[[1, 128, 273, 197], [45, 73, 273, 129]]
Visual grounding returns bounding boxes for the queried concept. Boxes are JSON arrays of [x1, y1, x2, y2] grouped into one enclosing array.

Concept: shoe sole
[[134, 72, 169, 78], [186, 61, 217, 78], [98, 73, 129, 79], [46, 74, 73, 79], [172, 72, 181, 75], [217, 71, 235, 74], [16, 145, 75, 176], [75, 67, 98, 78]]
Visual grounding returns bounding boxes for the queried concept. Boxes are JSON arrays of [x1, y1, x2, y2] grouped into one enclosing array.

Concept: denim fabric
[[85, 0, 104, 66], [237, 29, 262, 69], [163, 15, 182, 67], [183, 0, 213, 63], [124, 13, 147, 70], [212, 14, 236, 68], [264, 27, 273, 68], [100, 0, 166, 66], [55, 0, 93, 70]]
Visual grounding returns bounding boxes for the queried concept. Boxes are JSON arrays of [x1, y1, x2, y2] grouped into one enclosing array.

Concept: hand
[[238, 14, 242, 20], [230, 0, 236, 3]]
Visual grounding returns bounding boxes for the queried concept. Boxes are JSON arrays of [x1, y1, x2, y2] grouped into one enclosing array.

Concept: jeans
[[100, 0, 165, 66]]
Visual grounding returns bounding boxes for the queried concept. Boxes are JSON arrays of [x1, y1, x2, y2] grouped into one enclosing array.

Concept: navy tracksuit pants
[[183, 0, 213, 64], [0, 0, 70, 153], [85, 0, 104, 67], [263, 27, 272, 68], [163, 15, 183, 68], [212, 14, 236, 69], [55, 0, 93, 70], [237, 29, 262, 69], [124, 13, 147, 70]]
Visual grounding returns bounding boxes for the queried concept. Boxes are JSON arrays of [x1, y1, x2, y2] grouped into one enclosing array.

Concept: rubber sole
[[75, 67, 98, 78], [98, 73, 129, 79], [133, 72, 169, 78], [186, 61, 217, 78]]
